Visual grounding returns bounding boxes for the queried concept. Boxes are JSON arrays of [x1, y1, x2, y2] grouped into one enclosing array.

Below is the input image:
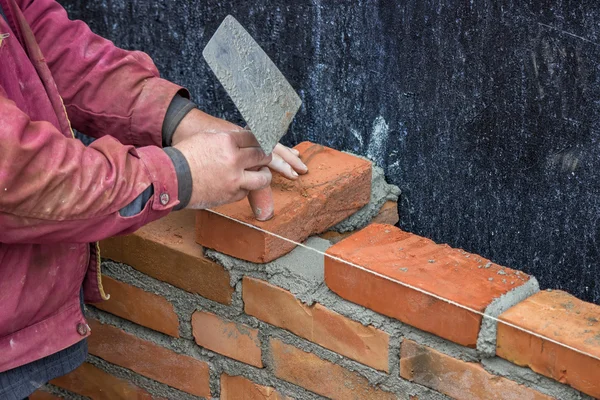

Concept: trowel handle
[[248, 185, 274, 221]]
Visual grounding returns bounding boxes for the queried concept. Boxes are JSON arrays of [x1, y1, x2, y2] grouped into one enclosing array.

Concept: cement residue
[[332, 160, 401, 233], [482, 357, 595, 400], [206, 236, 330, 305], [476, 276, 540, 358]]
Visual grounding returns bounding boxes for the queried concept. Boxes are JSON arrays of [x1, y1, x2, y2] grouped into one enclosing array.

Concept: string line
[[206, 208, 600, 363]]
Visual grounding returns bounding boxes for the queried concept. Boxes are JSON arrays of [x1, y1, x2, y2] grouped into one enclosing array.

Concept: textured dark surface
[[59, 0, 600, 304]]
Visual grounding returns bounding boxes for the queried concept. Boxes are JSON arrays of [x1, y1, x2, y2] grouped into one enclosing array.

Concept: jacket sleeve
[[16, 0, 188, 147], [0, 93, 181, 244]]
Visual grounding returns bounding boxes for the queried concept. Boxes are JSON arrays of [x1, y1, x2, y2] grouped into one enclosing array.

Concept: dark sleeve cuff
[[162, 94, 197, 147], [163, 147, 192, 210]]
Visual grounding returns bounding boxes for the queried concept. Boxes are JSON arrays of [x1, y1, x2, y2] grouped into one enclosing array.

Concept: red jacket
[[0, 0, 185, 372]]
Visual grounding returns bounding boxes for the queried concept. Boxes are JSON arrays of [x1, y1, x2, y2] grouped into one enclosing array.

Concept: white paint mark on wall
[[367, 115, 389, 165], [350, 127, 364, 148]]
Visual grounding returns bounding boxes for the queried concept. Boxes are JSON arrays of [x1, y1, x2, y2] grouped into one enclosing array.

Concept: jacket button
[[160, 193, 170, 205], [77, 323, 88, 336]]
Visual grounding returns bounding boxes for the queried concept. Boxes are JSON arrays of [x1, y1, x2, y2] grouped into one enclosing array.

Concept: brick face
[[196, 142, 372, 263], [192, 311, 263, 368], [100, 209, 234, 304], [87, 319, 210, 397], [94, 275, 179, 337], [51, 362, 156, 400], [220, 374, 290, 400], [325, 223, 533, 347], [243, 277, 389, 371], [400, 340, 554, 400], [497, 290, 600, 398], [270, 339, 395, 399]]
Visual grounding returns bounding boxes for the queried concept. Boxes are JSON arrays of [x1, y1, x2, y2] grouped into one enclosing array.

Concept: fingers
[[269, 153, 299, 179], [240, 166, 272, 192], [239, 147, 272, 169], [229, 129, 260, 148], [247, 186, 274, 221], [270, 144, 308, 178]]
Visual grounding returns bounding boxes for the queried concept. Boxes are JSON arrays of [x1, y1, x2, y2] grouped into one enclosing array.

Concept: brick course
[[325, 223, 533, 347], [94, 275, 179, 337], [87, 319, 210, 397], [497, 290, 600, 398], [101, 209, 234, 304], [243, 277, 389, 371]]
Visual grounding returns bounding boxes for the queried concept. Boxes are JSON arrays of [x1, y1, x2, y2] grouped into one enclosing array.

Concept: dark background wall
[[59, 0, 600, 304]]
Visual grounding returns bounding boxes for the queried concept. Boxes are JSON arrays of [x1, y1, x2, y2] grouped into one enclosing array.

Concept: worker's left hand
[[171, 110, 308, 179]]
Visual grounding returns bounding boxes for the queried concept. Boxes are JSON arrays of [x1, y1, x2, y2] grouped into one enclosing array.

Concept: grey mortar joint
[[206, 236, 330, 306], [332, 160, 401, 233], [476, 276, 540, 358]]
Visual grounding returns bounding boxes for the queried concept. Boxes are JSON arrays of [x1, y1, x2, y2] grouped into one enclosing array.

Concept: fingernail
[[292, 170, 299, 177], [291, 148, 300, 155]]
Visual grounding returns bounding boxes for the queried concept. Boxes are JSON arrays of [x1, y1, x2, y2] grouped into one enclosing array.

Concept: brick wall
[[34, 143, 599, 400]]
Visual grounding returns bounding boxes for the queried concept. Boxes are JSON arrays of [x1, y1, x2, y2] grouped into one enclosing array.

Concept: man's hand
[[172, 108, 308, 215], [173, 110, 272, 209]]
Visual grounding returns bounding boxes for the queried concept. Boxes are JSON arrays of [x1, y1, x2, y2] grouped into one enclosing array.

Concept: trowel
[[203, 15, 302, 221]]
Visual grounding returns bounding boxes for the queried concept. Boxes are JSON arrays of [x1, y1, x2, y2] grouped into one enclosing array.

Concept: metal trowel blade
[[202, 15, 301, 154]]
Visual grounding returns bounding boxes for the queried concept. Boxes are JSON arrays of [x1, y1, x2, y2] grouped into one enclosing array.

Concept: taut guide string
[[206, 208, 600, 363]]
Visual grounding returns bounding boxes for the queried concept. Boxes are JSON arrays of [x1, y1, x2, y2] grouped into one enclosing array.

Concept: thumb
[[247, 186, 274, 221]]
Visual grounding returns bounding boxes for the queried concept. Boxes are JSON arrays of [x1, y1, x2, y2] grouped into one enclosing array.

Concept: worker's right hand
[[173, 128, 273, 209]]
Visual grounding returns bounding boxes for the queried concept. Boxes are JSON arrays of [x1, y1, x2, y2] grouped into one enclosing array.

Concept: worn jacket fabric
[[0, 0, 185, 372]]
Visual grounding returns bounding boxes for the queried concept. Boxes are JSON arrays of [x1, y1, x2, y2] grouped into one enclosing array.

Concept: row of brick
[[71, 271, 563, 399], [35, 319, 555, 400], [323, 223, 600, 398]]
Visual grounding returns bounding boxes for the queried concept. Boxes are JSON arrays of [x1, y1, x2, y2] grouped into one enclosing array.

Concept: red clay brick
[[51, 362, 156, 400], [100, 209, 233, 304], [400, 340, 554, 400], [94, 276, 179, 337], [270, 339, 395, 399], [87, 319, 210, 397], [196, 142, 372, 263], [325, 223, 533, 347], [243, 277, 389, 371], [220, 374, 290, 400], [29, 391, 63, 400], [497, 290, 600, 398], [192, 311, 262, 368]]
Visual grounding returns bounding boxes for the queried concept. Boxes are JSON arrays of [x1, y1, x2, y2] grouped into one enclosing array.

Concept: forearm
[[0, 96, 181, 244]]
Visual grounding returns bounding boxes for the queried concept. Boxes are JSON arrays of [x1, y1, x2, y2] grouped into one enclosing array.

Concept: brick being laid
[[497, 290, 600, 398], [196, 141, 372, 263], [324, 223, 539, 350]]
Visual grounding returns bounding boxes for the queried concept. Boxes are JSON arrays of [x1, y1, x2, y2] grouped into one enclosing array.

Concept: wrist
[[163, 147, 193, 210], [162, 93, 197, 147]]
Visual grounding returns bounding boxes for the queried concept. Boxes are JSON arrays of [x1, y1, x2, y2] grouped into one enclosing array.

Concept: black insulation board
[[59, 0, 600, 304]]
